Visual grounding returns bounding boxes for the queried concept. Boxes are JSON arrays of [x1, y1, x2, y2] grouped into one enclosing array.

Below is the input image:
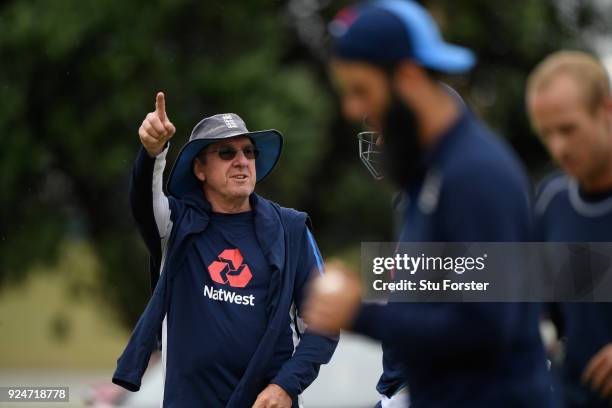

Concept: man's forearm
[[151, 145, 171, 239], [129, 144, 170, 257], [270, 330, 338, 397], [351, 302, 515, 360]]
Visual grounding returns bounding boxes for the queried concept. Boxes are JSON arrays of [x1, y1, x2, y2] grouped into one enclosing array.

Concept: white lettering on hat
[[222, 114, 238, 129]]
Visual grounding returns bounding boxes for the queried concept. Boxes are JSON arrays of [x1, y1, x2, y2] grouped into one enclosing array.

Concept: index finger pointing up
[[155, 91, 167, 122]]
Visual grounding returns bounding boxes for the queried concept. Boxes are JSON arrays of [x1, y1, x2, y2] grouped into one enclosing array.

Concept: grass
[[0, 240, 129, 369]]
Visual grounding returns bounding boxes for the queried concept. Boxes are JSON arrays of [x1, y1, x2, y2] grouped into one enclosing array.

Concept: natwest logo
[[207, 249, 252, 288]]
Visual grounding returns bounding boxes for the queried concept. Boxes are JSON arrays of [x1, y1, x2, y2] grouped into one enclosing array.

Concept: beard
[[381, 93, 425, 188]]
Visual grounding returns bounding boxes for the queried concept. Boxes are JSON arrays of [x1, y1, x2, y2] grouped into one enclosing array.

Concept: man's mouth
[[230, 174, 249, 180]]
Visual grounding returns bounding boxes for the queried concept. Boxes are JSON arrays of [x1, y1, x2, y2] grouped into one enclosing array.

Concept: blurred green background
[[0, 0, 610, 385]]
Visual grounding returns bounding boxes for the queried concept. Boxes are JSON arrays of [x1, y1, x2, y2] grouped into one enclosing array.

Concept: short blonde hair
[[527, 50, 611, 113]]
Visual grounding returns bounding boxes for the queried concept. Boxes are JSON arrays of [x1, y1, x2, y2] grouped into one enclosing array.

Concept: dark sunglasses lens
[[216, 146, 259, 160], [243, 147, 259, 160], [218, 148, 237, 160]]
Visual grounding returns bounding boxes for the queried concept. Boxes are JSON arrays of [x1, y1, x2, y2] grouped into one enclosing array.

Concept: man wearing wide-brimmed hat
[[112, 92, 338, 408]]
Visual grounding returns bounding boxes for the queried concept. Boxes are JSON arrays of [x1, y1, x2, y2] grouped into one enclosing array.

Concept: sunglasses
[[204, 145, 259, 161]]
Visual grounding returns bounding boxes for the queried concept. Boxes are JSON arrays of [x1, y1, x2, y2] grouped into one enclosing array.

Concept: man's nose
[[233, 150, 250, 166], [548, 133, 565, 156], [548, 133, 567, 159], [343, 98, 367, 123]]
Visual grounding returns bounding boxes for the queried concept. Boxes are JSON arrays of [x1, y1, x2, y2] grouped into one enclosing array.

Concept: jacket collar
[[176, 189, 285, 270]]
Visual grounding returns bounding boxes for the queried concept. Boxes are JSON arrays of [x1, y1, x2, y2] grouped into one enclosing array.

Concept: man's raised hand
[[139, 92, 176, 157]]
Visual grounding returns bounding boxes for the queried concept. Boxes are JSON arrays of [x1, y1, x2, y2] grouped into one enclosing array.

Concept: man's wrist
[[145, 142, 169, 159], [269, 380, 296, 399]]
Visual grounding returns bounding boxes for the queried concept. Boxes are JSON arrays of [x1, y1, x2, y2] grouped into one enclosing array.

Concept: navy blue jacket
[[355, 109, 556, 407], [535, 173, 612, 408], [112, 146, 337, 407]]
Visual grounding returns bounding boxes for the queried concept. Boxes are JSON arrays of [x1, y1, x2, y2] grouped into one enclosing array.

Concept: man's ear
[[394, 60, 426, 83], [193, 159, 206, 182], [603, 96, 612, 114], [393, 60, 428, 101]]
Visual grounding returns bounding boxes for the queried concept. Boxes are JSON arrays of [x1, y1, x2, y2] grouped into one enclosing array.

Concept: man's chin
[[227, 186, 255, 200], [561, 163, 583, 180]]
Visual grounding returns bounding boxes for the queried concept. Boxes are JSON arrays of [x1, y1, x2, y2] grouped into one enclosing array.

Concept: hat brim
[[166, 129, 283, 198], [416, 42, 475, 74], [375, 0, 476, 74]]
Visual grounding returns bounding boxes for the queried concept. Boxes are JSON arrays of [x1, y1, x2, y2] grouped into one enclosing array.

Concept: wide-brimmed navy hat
[[330, 0, 475, 73], [167, 113, 283, 198]]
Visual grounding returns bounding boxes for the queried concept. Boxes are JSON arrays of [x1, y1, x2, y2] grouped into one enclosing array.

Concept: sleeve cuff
[[270, 378, 299, 399], [153, 144, 168, 175], [112, 372, 141, 392], [143, 142, 169, 160], [153, 143, 169, 159]]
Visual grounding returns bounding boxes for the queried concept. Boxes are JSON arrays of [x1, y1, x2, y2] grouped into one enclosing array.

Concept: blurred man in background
[[304, 0, 556, 407], [528, 50, 612, 407], [112, 93, 337, 407]]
